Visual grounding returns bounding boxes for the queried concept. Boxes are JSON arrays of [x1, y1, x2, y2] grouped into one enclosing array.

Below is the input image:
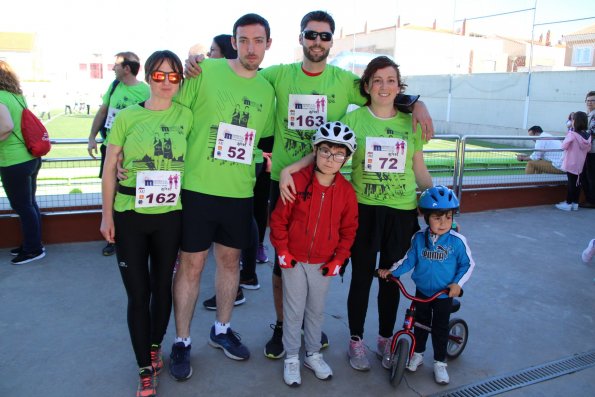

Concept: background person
[[89, 51, 150, 257], [555, 111, 592, 211], [0, 60, 45, 265], [378, 185, 475, 385], [579, 91, 595, 208], [100, 50, 191, 397], [516, 125, 564, 174], [207, 34, 238, 59]]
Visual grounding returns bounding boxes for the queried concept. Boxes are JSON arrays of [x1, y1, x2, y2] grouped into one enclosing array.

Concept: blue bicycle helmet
[[418, 185, 459, 213]]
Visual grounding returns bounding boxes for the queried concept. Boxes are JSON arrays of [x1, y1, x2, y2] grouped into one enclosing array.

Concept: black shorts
[[181, 190, 253, 252]]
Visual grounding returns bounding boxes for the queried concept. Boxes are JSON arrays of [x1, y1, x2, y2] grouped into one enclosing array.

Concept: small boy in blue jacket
[[379, 185, 474, 385]]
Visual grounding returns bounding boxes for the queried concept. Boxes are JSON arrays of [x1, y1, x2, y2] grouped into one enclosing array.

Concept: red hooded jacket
[[270, 164, 358, 264]]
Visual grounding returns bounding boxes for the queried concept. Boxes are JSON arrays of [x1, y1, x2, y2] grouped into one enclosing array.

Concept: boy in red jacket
[[270, 121, 358, 387]]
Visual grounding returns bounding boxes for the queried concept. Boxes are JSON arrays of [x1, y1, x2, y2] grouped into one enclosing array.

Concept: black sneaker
[[239, 274, 260, 290], [203, 288, 246, 310], [10, 246, 45, 256], [11, 249, 46, 265], [169, 342, 192, 381], [321, 331, 329, 349], [102, 242, 116, 256], [264, 323, 285, 359]]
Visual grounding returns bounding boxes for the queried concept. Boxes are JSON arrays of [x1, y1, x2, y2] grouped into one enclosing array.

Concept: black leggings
[[348, 204, 420, 338], [565, 172, 581, 204], [114, 210, 181, 368], [413, 291, 453, 362]]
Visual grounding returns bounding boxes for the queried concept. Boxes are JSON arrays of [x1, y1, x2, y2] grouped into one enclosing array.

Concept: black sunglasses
[[302, 30, 333, 42]]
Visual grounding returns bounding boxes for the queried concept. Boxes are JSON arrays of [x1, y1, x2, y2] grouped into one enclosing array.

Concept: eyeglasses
[[586, 99, 595, 103], [318, 147, 347, 163], [151, 71, 182, 84], [302, 30, 333, 42]]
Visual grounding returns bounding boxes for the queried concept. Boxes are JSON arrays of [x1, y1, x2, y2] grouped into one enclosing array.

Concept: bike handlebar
[[373, 269, 463, 302]]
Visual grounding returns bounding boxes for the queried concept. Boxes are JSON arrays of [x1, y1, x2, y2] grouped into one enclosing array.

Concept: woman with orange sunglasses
[[100, 50, 192, 397]]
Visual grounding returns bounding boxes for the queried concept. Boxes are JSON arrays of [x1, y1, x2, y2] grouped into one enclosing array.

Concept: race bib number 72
[[365, 137, 407, 173]]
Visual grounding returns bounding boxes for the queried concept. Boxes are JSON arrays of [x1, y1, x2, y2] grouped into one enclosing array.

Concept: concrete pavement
[[1, 205, 594, 396]]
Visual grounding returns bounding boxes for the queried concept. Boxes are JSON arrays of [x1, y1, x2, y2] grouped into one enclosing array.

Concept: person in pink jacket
[[556, 111, 592, 211]]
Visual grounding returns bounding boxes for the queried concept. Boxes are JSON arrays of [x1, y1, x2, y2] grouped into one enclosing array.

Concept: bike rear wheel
[[389, 338, 410, 387], [446, 318, 468, 359]]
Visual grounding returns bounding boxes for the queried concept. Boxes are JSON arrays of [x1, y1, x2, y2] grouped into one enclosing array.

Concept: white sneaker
[[304, 352, 333, 380], [283, 356, 301, 387], [407, 352, 424, 372], [433, 361, 450, 384], [571, 203, 579, 211], [377, 336, 392, 369], [555, 202, 573, 211], [348, 336, 370, 371], [582, 239, 595, 263]]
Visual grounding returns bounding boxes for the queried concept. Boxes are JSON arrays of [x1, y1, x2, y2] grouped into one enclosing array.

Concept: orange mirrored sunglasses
[[151, 71, 182, 84]]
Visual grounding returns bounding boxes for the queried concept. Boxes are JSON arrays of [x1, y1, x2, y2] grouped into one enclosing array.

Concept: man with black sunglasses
[[89, 51, 150, 257], [258, 10, 434, 363]]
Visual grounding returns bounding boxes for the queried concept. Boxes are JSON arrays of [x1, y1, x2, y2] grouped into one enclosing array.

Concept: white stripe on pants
[[281, 261, 331, 357]]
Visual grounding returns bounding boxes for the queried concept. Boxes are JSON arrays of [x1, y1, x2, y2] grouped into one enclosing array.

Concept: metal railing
[[1, 135, 567, 216]]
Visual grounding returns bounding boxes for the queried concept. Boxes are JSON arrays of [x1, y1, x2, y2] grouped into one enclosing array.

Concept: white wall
[[406, 70, 595, 138]]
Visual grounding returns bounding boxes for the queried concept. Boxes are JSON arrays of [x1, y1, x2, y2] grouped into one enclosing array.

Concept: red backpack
[[12, 94, 51, 157]]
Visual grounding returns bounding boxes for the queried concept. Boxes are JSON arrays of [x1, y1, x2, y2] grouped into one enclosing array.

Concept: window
[[90, 63, 103, 79], [571, 45, 594, 67]]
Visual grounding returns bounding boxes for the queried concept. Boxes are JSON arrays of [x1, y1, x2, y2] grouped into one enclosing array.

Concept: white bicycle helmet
[[312, 121, 357, 154]]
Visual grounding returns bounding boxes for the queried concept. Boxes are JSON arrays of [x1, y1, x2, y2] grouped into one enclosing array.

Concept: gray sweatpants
[[281, 261, 331, 357]]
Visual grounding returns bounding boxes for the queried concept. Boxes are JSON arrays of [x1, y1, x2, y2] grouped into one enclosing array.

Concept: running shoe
[[264, 323, 285, 359], [209, 326, 250, 360], [169, 342, 192, 381]]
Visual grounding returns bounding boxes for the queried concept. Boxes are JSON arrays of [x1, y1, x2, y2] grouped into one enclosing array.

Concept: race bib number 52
[[214, 122, 255, 165]]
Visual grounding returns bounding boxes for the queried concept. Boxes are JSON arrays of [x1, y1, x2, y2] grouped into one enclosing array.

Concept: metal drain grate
[[429, 349, 595, 397]]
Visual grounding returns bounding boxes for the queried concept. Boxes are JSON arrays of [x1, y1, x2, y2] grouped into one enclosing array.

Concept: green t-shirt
[[0, 91, 35, 167], [175, 58, 275, 198], [110, 103, 193, 214], [341, 106, 424, 210], [101, 81, 150, 142], [260, 63, 365, 181]]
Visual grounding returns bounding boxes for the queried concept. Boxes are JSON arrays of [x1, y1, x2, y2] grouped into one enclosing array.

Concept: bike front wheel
[[389, 338, 410, 387], [446, 318, 468, 359]]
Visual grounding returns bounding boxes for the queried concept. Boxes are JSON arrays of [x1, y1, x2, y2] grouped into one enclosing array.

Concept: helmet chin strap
[[314, 165, 339, 176]]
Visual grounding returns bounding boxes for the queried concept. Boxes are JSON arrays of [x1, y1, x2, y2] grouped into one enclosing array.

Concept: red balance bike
[[378, 272, 468, 387]]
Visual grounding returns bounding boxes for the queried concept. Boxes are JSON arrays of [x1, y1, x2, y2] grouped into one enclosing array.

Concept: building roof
[[562, 23, 595, 42]]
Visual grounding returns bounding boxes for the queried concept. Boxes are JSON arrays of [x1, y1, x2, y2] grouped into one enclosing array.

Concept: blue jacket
[[389, 227, 475, 298]]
